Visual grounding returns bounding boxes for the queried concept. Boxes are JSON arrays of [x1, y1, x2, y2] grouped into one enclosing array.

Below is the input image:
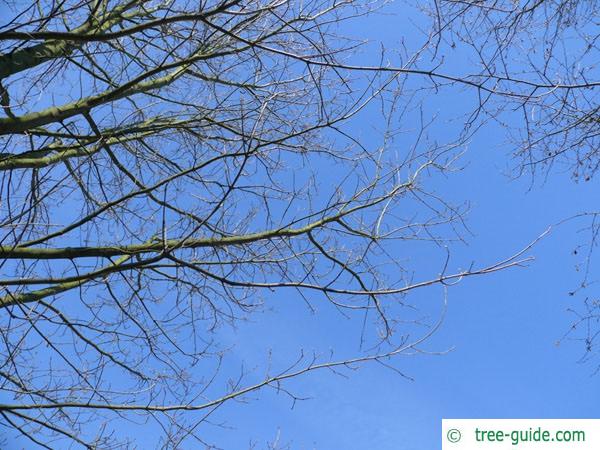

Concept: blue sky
[[192, 142, 600, 450], [187, 127, 600, 450], [2, 1, 599, 449], [175, 4, 600, 449]]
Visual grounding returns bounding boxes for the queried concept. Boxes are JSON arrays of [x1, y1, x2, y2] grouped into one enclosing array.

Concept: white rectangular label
[[442, 419, 600, 450]]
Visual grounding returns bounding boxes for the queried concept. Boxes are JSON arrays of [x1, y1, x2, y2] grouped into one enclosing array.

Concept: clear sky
[[174, 3, 600, 449], [3, 2, 600, 449], [189, 133, 600, 450]]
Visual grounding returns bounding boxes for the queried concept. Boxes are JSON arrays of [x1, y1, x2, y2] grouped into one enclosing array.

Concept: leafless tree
[[425, 0, 599, 178], [423, 0, 600, 367], [0, 0, 552, 447]]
